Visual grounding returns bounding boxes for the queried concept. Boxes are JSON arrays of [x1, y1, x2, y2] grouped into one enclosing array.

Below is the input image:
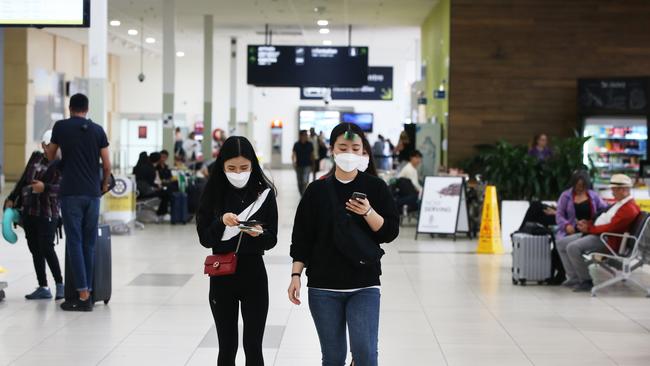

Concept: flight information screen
[[247, 45, 369, 87], [0, 0, 89, 27]]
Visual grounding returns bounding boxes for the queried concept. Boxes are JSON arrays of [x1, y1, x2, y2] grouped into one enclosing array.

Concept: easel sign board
[[417, 176, 466, 235]]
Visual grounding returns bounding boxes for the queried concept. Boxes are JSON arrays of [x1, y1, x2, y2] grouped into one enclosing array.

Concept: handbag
[[204, 189, 268, 276], [326, 177, 384, 268], [204, 232, 243, 277]]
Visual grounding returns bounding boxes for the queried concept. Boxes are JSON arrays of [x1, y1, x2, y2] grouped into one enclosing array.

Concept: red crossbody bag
[[204, 232, 243, 277]]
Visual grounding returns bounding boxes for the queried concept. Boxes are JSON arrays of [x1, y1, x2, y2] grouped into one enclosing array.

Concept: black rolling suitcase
[[64, 224, 112, 304], [171, 192, 190, 224]]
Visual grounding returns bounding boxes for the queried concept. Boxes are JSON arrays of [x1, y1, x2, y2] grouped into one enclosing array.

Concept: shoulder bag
[[326, 177, 384, 268]]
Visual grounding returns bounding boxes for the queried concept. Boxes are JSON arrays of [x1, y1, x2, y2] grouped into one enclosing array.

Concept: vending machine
[[578, 77, 650, 188]]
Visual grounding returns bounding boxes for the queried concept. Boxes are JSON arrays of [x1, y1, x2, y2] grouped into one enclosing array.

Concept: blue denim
[[60, 196, 100, 292], [308, 288, 380, 366]]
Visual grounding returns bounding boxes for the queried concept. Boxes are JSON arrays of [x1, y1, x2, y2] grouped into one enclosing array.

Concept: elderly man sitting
[[556, 174, 640, 292]]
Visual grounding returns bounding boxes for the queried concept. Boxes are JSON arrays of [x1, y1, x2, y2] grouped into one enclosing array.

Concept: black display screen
[[247, 45, 369, 87]]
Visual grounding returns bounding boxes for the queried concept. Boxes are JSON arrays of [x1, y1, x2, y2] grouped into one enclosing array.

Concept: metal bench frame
[[588, 212, 650, 297]]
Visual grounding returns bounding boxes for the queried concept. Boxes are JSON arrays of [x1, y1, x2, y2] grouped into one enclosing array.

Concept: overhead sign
[[416, 176, 470, 237], [247, 45, 368, 87], [301, 66, 393, 101]]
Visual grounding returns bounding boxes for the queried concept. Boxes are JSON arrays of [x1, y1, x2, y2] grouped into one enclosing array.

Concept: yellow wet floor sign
[[477, 185, 505, 254]]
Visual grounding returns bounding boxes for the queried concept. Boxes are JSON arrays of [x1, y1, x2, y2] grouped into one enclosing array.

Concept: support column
[[202, 15, 213, 158], [0, 29, 4, 185], [87, 0, 108, 129], [162, 0, 176, 156], [228, 37, 237, 135]]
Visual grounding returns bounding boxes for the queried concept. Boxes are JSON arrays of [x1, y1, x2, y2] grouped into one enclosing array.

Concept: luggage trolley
[[102, 175, 137, 234]]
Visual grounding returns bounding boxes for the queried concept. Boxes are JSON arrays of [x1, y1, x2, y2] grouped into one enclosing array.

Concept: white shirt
[[398, 162, 422, 193], [595, 196, 633, 226]]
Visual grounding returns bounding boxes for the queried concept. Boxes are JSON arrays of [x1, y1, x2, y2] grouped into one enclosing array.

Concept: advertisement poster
[[417, 176, 466, 235]]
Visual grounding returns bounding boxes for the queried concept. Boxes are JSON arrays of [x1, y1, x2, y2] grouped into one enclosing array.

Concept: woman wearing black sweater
[[289, 123, 399, 366], [196, 136, 278, 366]]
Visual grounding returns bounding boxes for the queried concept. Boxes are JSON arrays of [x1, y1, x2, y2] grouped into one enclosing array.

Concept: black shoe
[[572, 280, 594, 293], [60, 297, 94, 312]]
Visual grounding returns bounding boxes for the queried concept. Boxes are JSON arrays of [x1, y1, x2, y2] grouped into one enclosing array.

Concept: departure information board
[[0, 0, 89, 27], [247, 45, 369, 87]]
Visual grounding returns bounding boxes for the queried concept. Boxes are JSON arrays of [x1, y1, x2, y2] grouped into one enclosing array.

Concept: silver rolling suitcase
[[511, 233, 552, 285]]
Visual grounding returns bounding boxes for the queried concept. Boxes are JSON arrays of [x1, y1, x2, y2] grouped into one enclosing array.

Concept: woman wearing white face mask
[[321, 134, 377, 179], [289, 123, 399, 366], [196, 136, 278, 366]]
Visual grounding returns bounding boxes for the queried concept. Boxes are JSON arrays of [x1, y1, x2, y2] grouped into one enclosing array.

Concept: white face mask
[[225, 171, 251, 189], [358, 156, 370, 172], [335, 153, 362, 173]]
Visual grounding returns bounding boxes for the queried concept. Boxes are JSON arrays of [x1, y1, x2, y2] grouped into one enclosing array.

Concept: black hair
[[198, 136, 276, 218], [160, 150, 169, 156], [299, 130, 308, 137], [149, 152, 162, 164], [410, 150, 423, 159], [569, 170, 592, 191], [329, 122, 365, 148], [361, 134, 378, 177], [136, 152, 149, 166], [70, 93, 89, 112]]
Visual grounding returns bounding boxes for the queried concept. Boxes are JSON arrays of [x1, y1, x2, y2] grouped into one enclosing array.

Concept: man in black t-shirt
[[292, 130, 314, 196], [47, 94, 112, 312]]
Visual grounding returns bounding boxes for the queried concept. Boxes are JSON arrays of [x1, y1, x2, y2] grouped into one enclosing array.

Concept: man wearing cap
[[557, 174, 640, 292], [4, 130, 64, 300]]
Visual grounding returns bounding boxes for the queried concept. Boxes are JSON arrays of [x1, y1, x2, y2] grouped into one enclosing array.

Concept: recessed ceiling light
[[145, 37, 156, 44], [127, 29, 138, 36], [176, 51, 185, 57], [109, 20, 121, 27], [317, 20, 329, 26], [322, 40, 332, 46], [319, 28, 330, 34]]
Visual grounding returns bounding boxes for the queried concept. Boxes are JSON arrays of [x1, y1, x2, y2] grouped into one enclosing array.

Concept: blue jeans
[[61, 196, 101, 292], [308, 288, 380, 366]]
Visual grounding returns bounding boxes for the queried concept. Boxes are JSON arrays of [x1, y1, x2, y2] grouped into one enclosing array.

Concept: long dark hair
[[569, 170, 592, 191], [198, 136, 276, 218]]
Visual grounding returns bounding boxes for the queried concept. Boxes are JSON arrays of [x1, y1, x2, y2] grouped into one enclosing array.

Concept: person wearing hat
[[4, 130, 64, 300], [556, 174, 640, 292]]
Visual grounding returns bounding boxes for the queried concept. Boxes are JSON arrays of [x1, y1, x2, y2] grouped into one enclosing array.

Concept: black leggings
[[23, 215, 63, 287], [209, 255, 269, 366]]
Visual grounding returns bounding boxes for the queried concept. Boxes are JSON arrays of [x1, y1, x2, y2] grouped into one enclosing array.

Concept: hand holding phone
[[351, 192, 367, 201]]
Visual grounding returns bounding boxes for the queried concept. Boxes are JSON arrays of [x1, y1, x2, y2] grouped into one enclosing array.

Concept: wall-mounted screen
[[299, 110, 341, 139], [0, 0, 90, 27], [248, 45, 368, 87], [341, 112, 373, 132]]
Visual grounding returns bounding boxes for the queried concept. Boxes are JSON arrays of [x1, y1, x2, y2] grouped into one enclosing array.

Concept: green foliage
[[461, 137, 592, 201]]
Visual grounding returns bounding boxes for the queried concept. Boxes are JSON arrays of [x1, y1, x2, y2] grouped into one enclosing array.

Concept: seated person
[[395, 150, 423, 212], [157, 150, 173, 182], [556, 170, 608, 239], [556, 174, 640, 292], [133, 152, 170, 218]]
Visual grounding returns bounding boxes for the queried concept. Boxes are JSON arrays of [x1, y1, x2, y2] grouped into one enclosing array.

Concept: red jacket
[[587, 199, 641, 253]]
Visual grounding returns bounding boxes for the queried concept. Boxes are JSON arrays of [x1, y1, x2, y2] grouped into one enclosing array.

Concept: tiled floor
[[1, 169, 650, 365]]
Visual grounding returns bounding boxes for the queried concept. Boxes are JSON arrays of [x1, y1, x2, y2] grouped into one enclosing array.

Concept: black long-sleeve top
[[196, 186, 278, 256], [291, 172, 400, 289]]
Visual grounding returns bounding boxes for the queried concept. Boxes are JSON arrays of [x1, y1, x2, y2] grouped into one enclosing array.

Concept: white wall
[[118, 27, 420, 165]]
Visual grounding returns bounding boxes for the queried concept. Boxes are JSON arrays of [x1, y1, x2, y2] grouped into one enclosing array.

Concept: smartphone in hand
[[238, 225, 264, 234], [351, 192, 367, 201]]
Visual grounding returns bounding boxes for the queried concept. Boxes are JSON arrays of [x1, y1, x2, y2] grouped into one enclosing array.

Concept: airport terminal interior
[[2, 0, 650, 365]]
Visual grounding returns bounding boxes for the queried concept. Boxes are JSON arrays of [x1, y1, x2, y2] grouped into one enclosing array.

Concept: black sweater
[[196, 186, 278, 256], [291, 172, 399, 289]]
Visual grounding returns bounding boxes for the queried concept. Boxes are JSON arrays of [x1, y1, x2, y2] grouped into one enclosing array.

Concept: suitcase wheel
[[104, 298, 110, 305], [520, 279, 527, 286], [512, 278, 518, 285], [537, 280, 545, 285], [0, 290, 5, 301]]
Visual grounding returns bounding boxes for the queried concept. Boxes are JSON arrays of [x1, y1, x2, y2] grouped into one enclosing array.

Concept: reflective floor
[[1, 169, 650, 365]]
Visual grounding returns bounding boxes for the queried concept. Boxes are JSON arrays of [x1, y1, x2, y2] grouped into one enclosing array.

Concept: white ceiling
[[48, 0, 436, 56]]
